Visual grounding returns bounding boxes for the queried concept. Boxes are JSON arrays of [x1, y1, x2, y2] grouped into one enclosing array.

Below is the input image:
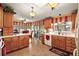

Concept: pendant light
[[30, 6, 36, 18], [48, 3, 58, 10]]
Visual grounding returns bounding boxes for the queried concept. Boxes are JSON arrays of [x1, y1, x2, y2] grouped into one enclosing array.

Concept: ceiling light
[[30, 6, 36, 18], [30, 11, 36, 17], [48, 3, 58, 9]]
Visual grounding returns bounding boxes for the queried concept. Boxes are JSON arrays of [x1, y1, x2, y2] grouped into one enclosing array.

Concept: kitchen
[[0, 3, 79, 56]]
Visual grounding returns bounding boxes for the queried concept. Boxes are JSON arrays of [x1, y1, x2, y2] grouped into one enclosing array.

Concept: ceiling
[[3, 3, 78, 22]]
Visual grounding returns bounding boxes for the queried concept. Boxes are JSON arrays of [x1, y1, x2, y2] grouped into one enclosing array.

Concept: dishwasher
[[44, 34, 52, 46]]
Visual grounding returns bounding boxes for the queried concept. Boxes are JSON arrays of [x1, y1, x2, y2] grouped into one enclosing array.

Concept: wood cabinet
[[4, 37, 12, 53], [3, 35, 29, 54], [0, 7, 3, 28], [24, 35, 29, 46], [71, 14, 77, 31], [18, 35, 29, 49], [40, 35, 44, 44], [3, 13, 13, 27], [52, 35, 76, 54], [11, 37, 19, 51], [3, 27, 13, 36], [44, 18, 52, 29], [58, 36, 66, 50], [52, 36, 59, 48], [19, 36, 25, 48], [65, 37, 76, 53], [53, 14, 77, 32]]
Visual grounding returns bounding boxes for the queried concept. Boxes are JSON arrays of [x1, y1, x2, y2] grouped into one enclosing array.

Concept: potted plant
[[3, 6, 16, 14]]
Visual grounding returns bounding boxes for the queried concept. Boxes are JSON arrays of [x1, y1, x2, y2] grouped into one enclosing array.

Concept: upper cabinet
[[0, 6, 3, 28], [53, 14, 77, 32], [3, 13, 13, 28], [71, 14, 77, 31], [44, 17, 52, 29]]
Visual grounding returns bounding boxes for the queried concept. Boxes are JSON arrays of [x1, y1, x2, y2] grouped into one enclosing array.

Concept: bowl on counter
[[22, 30, 29, 33]]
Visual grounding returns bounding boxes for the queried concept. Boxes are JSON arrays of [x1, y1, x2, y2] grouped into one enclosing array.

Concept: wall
[[75, 3, 79, 56]]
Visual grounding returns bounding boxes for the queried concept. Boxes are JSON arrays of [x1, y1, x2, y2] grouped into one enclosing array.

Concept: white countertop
[[0, 33, 31, 39], [45, 32, 75, 38]]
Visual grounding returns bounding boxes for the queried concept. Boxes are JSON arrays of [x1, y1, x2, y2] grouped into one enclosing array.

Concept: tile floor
[[7, 39, 58, 56]]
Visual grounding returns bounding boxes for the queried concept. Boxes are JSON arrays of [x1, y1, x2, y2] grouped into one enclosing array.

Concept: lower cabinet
[[3, 35, 29, 54], [24, 36, 29, 46], [4, 37, 12, 53], [19, 36, 25, 48], [11, 37, 19, 51], [40, 35, 44, 44], [65, 37, 76, 53], [59, 36, 66, 50], [52, 35, 76, 54], [19, 35, 29, 48]]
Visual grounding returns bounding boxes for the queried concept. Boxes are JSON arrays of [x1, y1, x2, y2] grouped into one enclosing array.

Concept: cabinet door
[[71, 38, 76, 53], [44, 19, 52, 29], [40, 35, 44, 44], [72, 38, 76, 48], [3, 27, 13, 36], [66, 37, 73, 53], [24, 35, 29, 47], [19, 36, 25, 48], [56, 37, 60, 48], [11, 37, 19, 51], [0, 7, 3, 28], [52, 36, 59, 48], [59, 36, 65, 50], [71, 14, 77, 31], [52, 36, 56, 47], [3, 13, 13, 27], [4, 38, 12, 53]]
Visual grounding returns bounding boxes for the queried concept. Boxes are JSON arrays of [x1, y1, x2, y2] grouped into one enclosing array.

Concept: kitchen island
[[0, 33, 31, 56]]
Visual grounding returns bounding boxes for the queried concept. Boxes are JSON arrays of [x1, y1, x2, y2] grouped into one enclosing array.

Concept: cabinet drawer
[[19, 36, 25, 40], [66, 47, 72, 52], [24, 35, 29, 39], [11, 37, 19, 50], [71, 44, 76, 48], [66, 43, 72, 47], [4, 38, 12, 53]]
